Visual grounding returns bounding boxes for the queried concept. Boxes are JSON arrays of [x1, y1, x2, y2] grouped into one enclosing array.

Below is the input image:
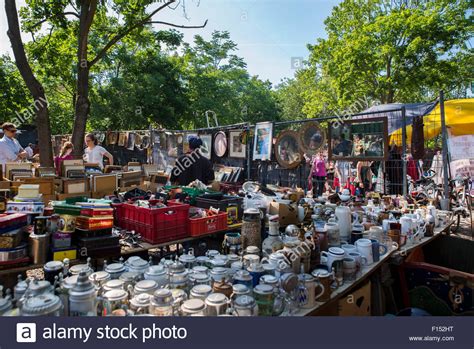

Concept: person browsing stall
[[83, 133, 113, 170], [55, 141, 74, 176], [0, 123, 27, 172], [170, 136, 215, 186]]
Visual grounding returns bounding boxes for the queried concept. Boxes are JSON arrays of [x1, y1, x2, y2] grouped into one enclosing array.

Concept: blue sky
[[0, 0, 341, 86]]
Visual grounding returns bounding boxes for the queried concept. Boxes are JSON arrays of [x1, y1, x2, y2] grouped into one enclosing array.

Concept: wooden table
[[289, 222, 453, 317]]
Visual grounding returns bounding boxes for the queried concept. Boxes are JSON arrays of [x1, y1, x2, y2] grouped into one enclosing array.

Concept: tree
[[0, 55, 30, 122], [5, 0, 54, 166], [19, 0, 207, 156], [303, 0, 473, 116]]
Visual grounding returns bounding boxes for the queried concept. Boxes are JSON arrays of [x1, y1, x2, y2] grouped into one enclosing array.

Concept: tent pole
[[440, 90, 450, 201], [401, 106, 407, 197]]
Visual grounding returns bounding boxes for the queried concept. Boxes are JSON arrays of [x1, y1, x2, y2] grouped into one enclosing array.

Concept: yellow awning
[[390, 99, 474, 145]]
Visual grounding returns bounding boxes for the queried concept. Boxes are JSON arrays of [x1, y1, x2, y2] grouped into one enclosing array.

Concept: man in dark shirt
[[170, 136, 215, 186]]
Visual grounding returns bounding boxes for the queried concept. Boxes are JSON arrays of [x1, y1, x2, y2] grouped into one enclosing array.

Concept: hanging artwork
[[298, 121, 325, 155], [107, 131, 118, 145], [229, 130, 246, 158], [118, 132, 127, 147], [214, 131, 228, 157], [253, 122, 273, 161], [328, 117, 388, 161], [199, 134, 212, 159], [274, 130, 303, 169], [127, 132, 136, 150]]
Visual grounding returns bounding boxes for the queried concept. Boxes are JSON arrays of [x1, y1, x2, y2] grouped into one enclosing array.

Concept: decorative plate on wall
[[274, 129, 303, 169], [213, 131, 228, 157]]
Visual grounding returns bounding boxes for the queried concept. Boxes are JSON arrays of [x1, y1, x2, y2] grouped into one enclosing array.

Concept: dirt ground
[[455, 209, 473, 239]]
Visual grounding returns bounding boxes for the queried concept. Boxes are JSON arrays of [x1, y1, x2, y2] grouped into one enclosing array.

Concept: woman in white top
[[83, 133, 113, 169]]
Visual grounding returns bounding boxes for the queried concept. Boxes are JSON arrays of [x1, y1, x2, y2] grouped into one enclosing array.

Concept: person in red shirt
[[54, 142, 74, 176]]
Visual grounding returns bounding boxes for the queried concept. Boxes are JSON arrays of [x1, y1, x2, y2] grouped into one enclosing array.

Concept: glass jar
[[149, 289, 174, 316], [102, 289, 128, 316], [253, 284, 274, 316], [205, 293, 229, 316], [233, 295, 258, 316], [210, 267, 228, 284], [181, 299, 206, 316], [190, 285, 213, 301]]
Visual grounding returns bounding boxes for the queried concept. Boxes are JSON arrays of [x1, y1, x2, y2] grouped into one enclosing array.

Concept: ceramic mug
[[348, 252, 367, 275], [370, 239, 388, 262], [321, 247, 345, 284], [355, 238, 373, 265], [342, 257, 357, 282], [340, 243, 357, 256]]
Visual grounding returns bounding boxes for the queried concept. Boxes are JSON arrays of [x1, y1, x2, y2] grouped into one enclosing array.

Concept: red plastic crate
[[188, 212, 228, 237], [120, 201, 190, 244]]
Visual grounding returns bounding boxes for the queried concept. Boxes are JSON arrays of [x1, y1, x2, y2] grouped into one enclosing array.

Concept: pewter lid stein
[[0, 293, 12, 315], [103, 289, 128, 302], [196, 256, 210, 265], [210, 267, 228, 281], [130, 293, 151, 310], [206, 250, 220, 259], [168, 260, 186, 274], [125, 256, 149, 274], [69, 271, 96, 300], [232, 284, 250, 297], [14, 275, 28, 301], [181, 299, 206, 313], [152, 289, 173, 306], [189, 273, 210, 284], [26, 279, 53, 296], [133, 280, 158, 295], [103, 279, 125, 292], [89, 271, 111, 286], [210, 258, 227, 268], [245, 246, 260, 255], [145, 265, 166, 277], [234, 295, 256, 308], [190, 285, 212, 300], [69, 263, 92, 276], [62, 275, 79, 290], [21, 293, 63, 316], [119, 271, 140, 284], [227, 254, 240, 264], [205, 292, 228, 306], [44, 260, 63, 272], [260, 274, 279, 287], [192, 266, 209, 274], [179, 254, 196, 265], [233, 270, 253, 283], [105, 262, 126, 275]]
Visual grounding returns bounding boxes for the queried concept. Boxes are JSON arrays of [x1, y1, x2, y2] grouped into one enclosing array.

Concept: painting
[[253, 122, 273, 161], [274, 130, 303, 169], [199, 134, 212, 159], [229, 130, 246, 158]]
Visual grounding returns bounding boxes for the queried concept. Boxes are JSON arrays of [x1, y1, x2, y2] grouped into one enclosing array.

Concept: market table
[[290, 222, 453, 317]]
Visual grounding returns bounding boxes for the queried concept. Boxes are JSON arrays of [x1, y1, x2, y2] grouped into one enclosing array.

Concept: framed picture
[[229, 131, 246, 158], [213, 131, 228, 158], [274, 130, 303, 169], [253, 122, 273, 161], [199, 134, 212, 159], [328, 117, 389, 161], [298, 121, 326, 155]]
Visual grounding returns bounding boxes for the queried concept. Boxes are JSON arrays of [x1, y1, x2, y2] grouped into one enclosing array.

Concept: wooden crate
[[338, 281, 371, 316]]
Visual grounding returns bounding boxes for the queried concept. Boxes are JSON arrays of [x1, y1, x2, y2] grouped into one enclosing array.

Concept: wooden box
[[337, 281, 371, 316]]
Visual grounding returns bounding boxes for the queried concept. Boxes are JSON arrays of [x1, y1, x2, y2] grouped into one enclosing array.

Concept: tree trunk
[[5, 0, 54, 167], [71, 0, 96, 157]]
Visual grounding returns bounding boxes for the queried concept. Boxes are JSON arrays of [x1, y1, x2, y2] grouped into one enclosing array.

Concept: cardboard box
[[268, 202, 298, 227], [338, 281, 371, 316]]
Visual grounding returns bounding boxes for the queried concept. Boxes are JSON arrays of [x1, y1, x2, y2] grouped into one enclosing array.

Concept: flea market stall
[[0, 98, 472, 317]]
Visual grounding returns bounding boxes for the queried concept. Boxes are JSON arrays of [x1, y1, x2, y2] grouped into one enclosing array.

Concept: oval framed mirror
[[298, 121, 326, 155], [214, 131, 228, 157], [274, 130, 303, 169]]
